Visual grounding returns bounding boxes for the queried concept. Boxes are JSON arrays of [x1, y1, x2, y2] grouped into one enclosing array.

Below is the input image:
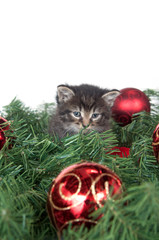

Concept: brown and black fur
[[49, 84, 120, 139]]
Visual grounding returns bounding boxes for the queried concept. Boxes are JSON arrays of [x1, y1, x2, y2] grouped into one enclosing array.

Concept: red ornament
[[152, 123, 159, 163], [0, 117, 10, 150], [0, 117, 10, 131], [47, 162, 122, 233], [111, 88, 150, 126], [110, 146, 130, 158], [0, 130, 6, 150]]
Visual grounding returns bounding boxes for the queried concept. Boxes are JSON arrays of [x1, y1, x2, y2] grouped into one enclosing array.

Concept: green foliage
[[63, 182, 159, 240], [0, 92, 159, 240]]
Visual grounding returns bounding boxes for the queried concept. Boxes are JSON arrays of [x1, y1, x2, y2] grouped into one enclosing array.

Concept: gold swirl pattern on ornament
[[60, 218, 97, 232], [152, 127, 159, 146], [59, 173, 82, 201], [91, 173, 120, 208], [49, 173, 91, 211], [49, 171, 121, 212], [152, 142, 159, 146], [157, 129, 159, 138]]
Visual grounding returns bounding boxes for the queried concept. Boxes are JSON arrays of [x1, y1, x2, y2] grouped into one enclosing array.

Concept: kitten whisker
[[62, 126, 78, 138]]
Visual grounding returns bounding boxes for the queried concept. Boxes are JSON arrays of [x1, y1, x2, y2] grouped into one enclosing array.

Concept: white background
[[0, 0, 159, 110]]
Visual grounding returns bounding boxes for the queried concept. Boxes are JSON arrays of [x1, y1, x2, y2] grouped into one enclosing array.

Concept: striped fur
[[49, 84, 119, 139]]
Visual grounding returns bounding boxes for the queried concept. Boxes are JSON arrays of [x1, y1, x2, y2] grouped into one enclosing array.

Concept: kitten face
[[49, 84, 120, 138], [63, 104, 108, 134]]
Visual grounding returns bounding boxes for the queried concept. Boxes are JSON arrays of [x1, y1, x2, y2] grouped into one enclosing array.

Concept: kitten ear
[[57, 86, 75, 103], [102, 91, 120, 108]]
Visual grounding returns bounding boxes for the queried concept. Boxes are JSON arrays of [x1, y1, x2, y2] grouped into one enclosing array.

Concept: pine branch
[[0, 89, 159, 240], [63, 182, 159, 240]]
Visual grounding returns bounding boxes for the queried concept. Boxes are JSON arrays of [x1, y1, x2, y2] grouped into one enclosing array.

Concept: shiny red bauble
[[0, 117, 10, 150], [47, 162, 122, 233], [110, 146, 130, 158], [111, 88, 150, 126], [0, 130, 6, 150], [152, 123, 159, 163]]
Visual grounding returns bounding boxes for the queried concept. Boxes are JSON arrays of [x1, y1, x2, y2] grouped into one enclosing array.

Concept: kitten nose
[[82, 116, 90, 128], [82, 123, 89, 128], [82, 119, 90, 128]]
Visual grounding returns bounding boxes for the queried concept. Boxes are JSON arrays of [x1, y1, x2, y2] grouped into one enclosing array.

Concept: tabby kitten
[[49, 84, 120, 139]]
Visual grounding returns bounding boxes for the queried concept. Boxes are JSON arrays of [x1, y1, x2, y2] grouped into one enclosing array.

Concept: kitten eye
[[73, 111, 81, 118], [91, 113, 100, 119]]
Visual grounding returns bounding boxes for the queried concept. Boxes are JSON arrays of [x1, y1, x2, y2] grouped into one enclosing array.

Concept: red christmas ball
[[111, 88, 150, 126], [0, 130, 6, 150], [47, 162, 122, 233], [0, 117, 10, 150], [0, 117, 10, 131], [152, 123, 159, 163], [110, 146, 130, 158]]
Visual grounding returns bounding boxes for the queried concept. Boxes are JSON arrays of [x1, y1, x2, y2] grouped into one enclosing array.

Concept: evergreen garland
[[0, 90, 159, 240]]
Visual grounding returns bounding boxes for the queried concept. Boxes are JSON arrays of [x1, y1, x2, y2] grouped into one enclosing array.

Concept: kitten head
[[55, 84, 120, 136]]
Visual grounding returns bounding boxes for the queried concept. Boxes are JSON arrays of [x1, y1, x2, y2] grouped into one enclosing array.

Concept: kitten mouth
[[81, 127, 92, 134]]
